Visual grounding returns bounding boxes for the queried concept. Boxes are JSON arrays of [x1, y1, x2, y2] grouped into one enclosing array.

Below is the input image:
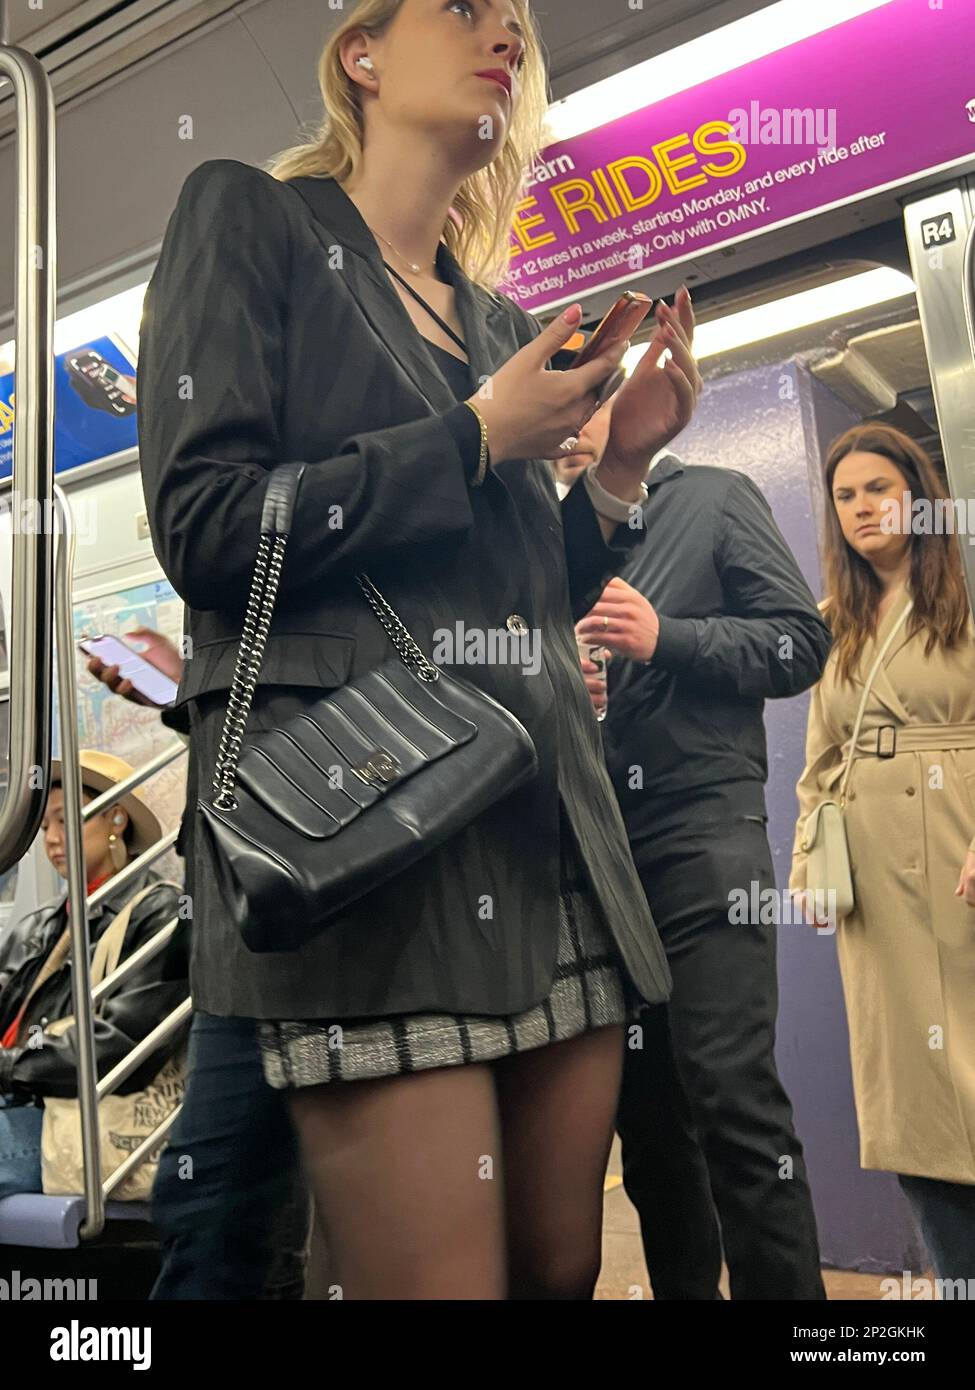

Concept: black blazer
[[137, 160, 670, 1018]]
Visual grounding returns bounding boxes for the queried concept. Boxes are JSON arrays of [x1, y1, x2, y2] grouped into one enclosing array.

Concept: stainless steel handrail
[[0, 13, 57, 873], [91, 916, 181, 1004], [52, 485, 104, 1239], [103, 1105, 182, 1201], [52, 479, 187, 1225], [963, 217, 975, 369], [98, 999, 193, 1099]]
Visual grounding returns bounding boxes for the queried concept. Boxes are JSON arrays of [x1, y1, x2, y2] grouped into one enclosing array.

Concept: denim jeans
[[150, 1012, 310, 1300], [0, 1096, 44, 1200], [898, 1174, 975, 1284]]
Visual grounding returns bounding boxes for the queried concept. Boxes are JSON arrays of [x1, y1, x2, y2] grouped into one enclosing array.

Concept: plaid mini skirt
[[259, 814, 632, 1089]]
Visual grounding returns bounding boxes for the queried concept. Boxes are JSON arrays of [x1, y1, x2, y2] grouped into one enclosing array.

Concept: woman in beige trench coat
[[790, 423, 975, 1283]]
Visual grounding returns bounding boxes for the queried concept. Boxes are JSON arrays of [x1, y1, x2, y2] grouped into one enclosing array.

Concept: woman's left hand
[[955, 850, 975, 907], [597, 286, 703, 486]]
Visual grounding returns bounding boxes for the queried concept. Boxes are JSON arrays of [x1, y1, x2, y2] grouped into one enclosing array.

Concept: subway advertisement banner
[[504, 0, 975, 312], [0, 336, 138, 481]]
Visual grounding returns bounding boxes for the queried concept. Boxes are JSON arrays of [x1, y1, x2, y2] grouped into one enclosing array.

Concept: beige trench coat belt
[[847, 722, 975, 760], [819, 723, 975, 795]]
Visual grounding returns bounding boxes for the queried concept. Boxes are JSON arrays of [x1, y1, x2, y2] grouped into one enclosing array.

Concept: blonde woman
[[138, 0, 702, 1299], [791, 423, 975, 1282]]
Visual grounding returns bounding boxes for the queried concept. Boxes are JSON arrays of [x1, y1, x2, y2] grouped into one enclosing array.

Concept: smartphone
[[78, 634, 178, 708], [571, 291, 654, 370]]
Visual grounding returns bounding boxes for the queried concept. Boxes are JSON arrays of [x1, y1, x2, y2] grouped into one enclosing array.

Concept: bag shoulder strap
[[90, 880, 182, 990], [209, 465, 437, 810], [46, 880, 182, 1037], [837, 597, 913, 802]]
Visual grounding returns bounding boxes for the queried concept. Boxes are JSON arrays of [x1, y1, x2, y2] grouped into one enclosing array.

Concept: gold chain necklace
[[368, 224, 436, 278]]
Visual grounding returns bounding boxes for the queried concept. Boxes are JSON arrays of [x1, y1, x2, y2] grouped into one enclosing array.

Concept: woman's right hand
[[469, 305, 629, 466]]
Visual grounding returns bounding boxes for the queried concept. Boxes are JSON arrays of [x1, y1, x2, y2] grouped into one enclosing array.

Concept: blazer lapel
[[283, 175, 506, 414]]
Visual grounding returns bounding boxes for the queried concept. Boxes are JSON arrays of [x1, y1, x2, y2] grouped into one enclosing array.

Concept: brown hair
[[822, 422, 969, 681], [264, 0, 550, 294]]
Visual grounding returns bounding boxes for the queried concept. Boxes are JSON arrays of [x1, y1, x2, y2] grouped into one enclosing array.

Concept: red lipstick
[[476, 69, 512, 97]]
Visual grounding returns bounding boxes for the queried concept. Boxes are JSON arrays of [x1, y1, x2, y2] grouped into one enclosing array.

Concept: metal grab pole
[[0, 6, 57, 872], [963, 218, 975, 372], [52, 484, 104, 1240]]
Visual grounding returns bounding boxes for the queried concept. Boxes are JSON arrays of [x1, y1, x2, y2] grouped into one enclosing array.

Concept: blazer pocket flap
[[175, 631, 356, 708], [234, 663, 478, 839]]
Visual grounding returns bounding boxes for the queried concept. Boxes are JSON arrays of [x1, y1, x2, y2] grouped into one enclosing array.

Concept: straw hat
[[48, 750, 163, 856]]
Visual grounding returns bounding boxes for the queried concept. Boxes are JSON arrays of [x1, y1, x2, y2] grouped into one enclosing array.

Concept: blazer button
[[906, 786, 916, 796], [506, 614, 529, 635]]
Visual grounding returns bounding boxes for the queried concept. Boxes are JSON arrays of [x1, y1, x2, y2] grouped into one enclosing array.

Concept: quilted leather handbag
[[196, 462, 539, 953]]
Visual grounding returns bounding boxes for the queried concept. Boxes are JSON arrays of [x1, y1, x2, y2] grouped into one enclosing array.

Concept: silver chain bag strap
[[196, 462, 539, 954]]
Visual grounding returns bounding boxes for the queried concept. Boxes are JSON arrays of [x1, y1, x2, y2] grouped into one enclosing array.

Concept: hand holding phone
[[570, 291, 654, 412], [79, 633, 179, 708], [570, 292, 654, 370], [464, 296, 653, 466]]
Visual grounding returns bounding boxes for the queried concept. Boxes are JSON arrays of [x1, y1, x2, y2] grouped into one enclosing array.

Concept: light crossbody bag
[[800, 599, 913, 920]]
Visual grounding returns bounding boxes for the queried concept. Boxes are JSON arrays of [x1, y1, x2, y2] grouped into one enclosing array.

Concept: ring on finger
[[559, 435, 580, 454]]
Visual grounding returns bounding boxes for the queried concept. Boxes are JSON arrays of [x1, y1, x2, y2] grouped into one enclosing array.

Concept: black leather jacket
[[0, 869, 188, 1100]]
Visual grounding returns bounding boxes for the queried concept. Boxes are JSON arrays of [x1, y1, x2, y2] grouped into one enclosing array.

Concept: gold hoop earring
[[108, 832, 127, 871]]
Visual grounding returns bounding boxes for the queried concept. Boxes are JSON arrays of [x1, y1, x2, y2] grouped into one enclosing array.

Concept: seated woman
[[0, 750, 188, 1200]]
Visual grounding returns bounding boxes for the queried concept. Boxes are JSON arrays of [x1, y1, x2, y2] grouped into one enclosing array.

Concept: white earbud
[[356, 57, 375, 72]]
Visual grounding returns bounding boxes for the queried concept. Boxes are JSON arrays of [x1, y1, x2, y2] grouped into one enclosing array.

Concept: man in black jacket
[[573, 450, 831, 1300]]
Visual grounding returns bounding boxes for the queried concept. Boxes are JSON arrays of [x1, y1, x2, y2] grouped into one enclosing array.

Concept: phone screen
[[78, 634, 178, 708]]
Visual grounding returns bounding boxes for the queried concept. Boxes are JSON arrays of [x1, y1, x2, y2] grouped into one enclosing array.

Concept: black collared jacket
[[0, 870, 188, 1100], [602, 456, 833, 843], [137, 161, 671, 1018]]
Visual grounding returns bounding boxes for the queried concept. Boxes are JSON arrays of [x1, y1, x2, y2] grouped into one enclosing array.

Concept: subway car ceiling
[[0, 0, 940, 324], [0, 0, 968, 450], [0, 0, 778, 324]]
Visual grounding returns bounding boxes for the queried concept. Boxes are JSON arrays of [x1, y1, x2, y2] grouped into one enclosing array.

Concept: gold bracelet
[[463, 400, 490, 487]]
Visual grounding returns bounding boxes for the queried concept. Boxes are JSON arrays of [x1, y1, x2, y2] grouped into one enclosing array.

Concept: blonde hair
[[264, 0, 550, 294]]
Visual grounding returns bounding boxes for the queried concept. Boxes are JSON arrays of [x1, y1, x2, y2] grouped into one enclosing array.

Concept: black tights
[[287, 1025, 624, 1300]]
